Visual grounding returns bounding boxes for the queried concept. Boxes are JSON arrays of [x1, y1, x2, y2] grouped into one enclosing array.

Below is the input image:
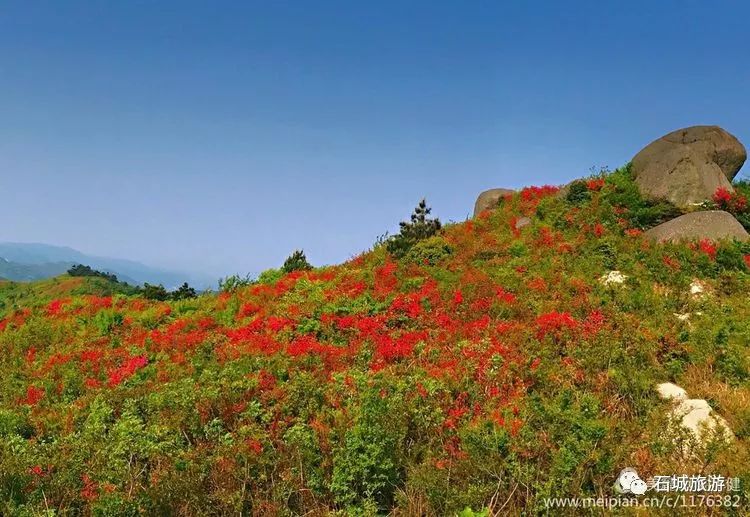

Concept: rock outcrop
[[632, 125, 746, 207], [644, 211, 749, 243], [473, 188, 514, 217], [655, 382, 733, 445], [599, 270, 628, 286]]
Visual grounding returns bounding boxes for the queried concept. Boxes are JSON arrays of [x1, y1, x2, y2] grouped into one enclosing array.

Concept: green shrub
[[603, 164, 682, 229], [170, 282, 197, 300], [331, 389, 406, 511], [256, 268, 284, 285], [141, 283, 169, 301], [405, 236, 453, 265], [218, 274, 253, 292], [565, 180, 591, 205]]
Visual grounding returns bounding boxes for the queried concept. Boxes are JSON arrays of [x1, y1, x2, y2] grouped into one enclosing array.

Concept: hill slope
[[0, 243, 214, 288], [0, 257, 74, 282], [1, 167, 749, 515], [0, 275, 140, 318]]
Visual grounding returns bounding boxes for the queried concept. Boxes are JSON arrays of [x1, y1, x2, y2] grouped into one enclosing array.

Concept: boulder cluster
[[473, 125, 749, 243], [656, 382, 733, 446], [472, 127, 748, 450]]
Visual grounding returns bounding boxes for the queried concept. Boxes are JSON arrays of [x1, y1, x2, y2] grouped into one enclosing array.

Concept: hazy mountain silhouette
[[0, 242, 215, 289]]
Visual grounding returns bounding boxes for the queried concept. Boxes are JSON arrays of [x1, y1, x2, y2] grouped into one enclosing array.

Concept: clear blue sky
[[1, 1, 749, 278]]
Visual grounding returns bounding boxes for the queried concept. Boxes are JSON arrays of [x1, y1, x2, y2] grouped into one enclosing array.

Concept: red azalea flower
[[713, 187, 733, 207], [23, 385, 45, 406], [536, 311, 578, 339], [698, 239, 717, 260]]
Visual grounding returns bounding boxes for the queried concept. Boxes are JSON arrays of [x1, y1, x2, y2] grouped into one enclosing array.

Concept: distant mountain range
[[0, 242, 216, 289]]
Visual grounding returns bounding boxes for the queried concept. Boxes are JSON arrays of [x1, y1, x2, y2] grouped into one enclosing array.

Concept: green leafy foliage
[[218, 274, 253, 292], [405, 236, 453, 265]]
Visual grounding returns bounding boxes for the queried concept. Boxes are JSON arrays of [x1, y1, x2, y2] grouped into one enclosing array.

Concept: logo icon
[[614, 467, 648, 495]]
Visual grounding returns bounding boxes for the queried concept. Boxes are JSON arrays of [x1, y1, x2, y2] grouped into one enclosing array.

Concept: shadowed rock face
[[644, 210, 749, 243], [632, 125, 746, 207], [473, 188, 514, 217]]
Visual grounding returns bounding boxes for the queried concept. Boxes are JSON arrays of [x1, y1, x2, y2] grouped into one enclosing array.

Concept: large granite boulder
[[632, 126, 746, 207], [473, 188, 514, 217], [644, 210, 749, 243]]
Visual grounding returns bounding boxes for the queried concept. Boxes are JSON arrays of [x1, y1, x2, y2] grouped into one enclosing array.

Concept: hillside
[[0, 243, 215, 289], [1, 166, 750, 515], [0, 275, 141, 319], [0, 258, 73, 283]]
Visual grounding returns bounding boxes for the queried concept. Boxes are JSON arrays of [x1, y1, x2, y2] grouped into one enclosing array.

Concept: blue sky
[[1, 1, 749, 278]]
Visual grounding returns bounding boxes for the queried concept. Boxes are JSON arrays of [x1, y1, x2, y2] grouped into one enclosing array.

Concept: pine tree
[[282, 250, 313, 273], [386, 199, 441, 258], [171, 282, 198, 300]]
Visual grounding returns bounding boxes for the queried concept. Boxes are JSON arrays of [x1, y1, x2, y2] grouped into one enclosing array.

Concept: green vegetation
[[67, 264, 119, 283], [142, 282, 198, 301]]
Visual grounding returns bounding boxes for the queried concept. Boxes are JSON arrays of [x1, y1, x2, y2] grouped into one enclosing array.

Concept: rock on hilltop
[[645, 210, 749, 243], [631, 125, 746, 208]]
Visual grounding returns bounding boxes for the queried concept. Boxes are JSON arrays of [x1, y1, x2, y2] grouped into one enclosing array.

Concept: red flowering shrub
[[535, 311, 578, 339], [712, 186, 750, 231], [107, 355, 148, 386], [698, 239, 718, 260], [23, 385, 45, 406], [713, 187, 748, 213]]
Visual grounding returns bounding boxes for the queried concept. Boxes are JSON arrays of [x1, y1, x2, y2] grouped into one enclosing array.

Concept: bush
[[710, 182, 750, 231], [141, 283, 169, 301], [256, 268, 284, 285], [405, 236, 453, 265], [565, 180, 591, 205], [218, 274, 253, 292]]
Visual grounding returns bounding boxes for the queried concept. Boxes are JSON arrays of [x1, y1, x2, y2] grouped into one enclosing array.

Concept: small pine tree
[[282, 250, 313, 273], [386, 199, 442, 258]]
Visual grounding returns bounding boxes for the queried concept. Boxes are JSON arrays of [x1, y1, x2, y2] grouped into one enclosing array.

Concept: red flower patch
[[536, 311, 578, 339]]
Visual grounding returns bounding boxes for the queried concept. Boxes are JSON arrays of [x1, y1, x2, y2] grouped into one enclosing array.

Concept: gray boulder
[[632, 126, 746, 207], [473, 188, 514, 217], [644, 210, 749, 243], [513, 216, 531, 230]]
